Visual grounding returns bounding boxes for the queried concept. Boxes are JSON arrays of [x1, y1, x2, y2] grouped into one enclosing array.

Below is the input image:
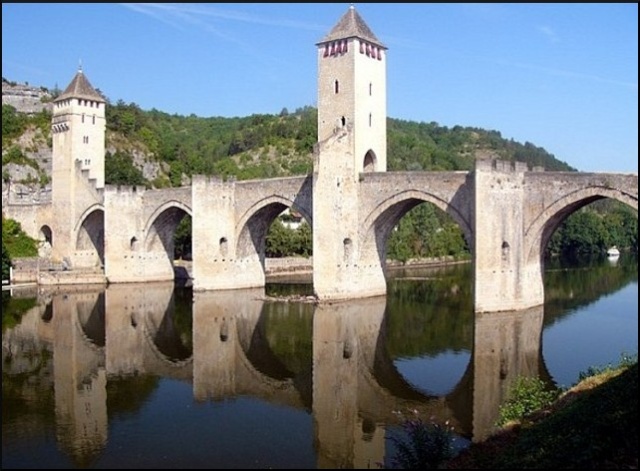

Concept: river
[[2, 254, 637, 469]]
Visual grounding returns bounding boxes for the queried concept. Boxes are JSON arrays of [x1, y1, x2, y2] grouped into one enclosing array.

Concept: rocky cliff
[[2, 80, 52, 115]]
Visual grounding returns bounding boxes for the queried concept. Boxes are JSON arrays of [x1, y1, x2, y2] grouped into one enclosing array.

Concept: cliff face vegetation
[[3, 77, 636, 261], [3, 77, 576, 192]]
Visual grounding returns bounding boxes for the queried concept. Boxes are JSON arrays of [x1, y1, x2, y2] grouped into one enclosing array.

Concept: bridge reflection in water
[[4, 281, 546, 468]]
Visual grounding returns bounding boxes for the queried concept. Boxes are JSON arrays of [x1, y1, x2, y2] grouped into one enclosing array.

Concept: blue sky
[[3, 3, 638, 173]]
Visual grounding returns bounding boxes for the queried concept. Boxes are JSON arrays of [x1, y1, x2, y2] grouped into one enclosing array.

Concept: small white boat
[[607, 246, 620, 258]]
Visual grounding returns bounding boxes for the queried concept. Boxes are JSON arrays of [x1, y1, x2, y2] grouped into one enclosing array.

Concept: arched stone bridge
[[102, 158, 636, 312]]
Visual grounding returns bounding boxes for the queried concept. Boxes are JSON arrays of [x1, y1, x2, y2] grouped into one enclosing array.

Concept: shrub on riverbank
[[445, 358, 638, 469]]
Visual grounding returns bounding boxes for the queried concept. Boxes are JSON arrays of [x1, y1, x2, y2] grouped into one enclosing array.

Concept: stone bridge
[[5, 154, 637, 312], [108, 155, 638, 313]]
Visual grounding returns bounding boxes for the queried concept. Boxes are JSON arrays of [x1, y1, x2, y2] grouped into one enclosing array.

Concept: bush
[[2, 216, 38, 258], [497, 376, 559, 426], [388, 416, 455, 469], [2, 240, 11, 281]]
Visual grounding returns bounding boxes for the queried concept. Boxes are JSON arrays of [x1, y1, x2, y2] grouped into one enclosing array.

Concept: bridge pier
[[474, 160, 544, 312], [104, 186, 174, 283], [312, 129, 388, 301], [192, 176, 266, 291]]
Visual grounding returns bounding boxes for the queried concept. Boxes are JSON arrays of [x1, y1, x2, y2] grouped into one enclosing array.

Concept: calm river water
[[2, 255, 637, 469]]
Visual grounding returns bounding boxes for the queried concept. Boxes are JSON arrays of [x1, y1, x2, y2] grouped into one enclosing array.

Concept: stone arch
[[139, 317, 193, 373], [140, 299, 193, 364], [363, 150, 376, 173], [142, 201, 193, 281], [74, 291, 106, 348], [359, 190, 473, 265], [40, 225, 53, 245], [75, 205, 105, 267], [235, 196, 313, 259], [235, 311, 303, 382], [524, 186, 638, 265], [143, 200, 192, 253], [39, 225, 53, 258]]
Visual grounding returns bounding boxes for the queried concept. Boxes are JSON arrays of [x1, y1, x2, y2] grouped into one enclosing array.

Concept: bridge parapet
[[475, 158, 528, 173]]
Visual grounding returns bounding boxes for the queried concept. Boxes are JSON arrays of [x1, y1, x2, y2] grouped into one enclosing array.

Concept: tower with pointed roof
[[50, 67, 106, 265], [312, 6, 389, 300], [316, 4, 387, 175], [52, 66, 106, 195]]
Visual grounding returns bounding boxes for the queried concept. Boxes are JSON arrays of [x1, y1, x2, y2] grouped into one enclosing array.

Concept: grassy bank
[[445, 359, 638, 469]]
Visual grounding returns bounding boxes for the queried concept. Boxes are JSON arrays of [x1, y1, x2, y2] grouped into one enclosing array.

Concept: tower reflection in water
[[3, 282, 544, 468]]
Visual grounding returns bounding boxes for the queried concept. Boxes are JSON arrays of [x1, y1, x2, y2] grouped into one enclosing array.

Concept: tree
[[104, 151, 148, 187], [2, 239, 11, 281], [174, 215, 192, 259], [2, 216, 38, 258]]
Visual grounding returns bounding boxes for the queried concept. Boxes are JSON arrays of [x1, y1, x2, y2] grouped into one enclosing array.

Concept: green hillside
[[2, 80, 636, 261]]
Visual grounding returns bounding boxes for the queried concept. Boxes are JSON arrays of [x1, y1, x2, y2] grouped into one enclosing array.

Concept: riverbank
[[443, 359, 638, 469], [4, 256, 469, 289], [264, 255, 469, 283]]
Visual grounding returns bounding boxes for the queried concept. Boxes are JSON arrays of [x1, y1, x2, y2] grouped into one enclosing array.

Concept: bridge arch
[[74, 291, 106, 349], [143, 200, 192, 253], [74, 205, 105, 267], [235, 195, 313, 259], [360, 190, 472, 263], [139, 306, 193, 367], [524, 186, 638, 265]]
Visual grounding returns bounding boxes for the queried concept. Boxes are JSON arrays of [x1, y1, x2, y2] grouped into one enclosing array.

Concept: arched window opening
[[341, 116, 346, 127], [130, 236, 139, 251], [363, 151, 376, 173], [343, 238, 353, 263], [334, 80, 339, 94], [220, 237, 228, 257], [40, 225, 53, 245]]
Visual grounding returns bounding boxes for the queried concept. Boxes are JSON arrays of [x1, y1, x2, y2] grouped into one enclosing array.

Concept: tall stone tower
[[316, 4, 387, 175], [52, 67, 106, 193], [313, 6, 388, 300], [50, 67, 106, 264]]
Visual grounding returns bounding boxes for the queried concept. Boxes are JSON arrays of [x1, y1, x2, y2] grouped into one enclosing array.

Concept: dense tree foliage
[[266, 220, 312, 258], [2, 216, 38, 258], [3, 84, 635, 262], [2, 104, 51, 147], [104, 150, 149, 187], [174, 216, 192, 260], [387, 204, 470, 262], [548, 201, 638, 256], [2, 239, 11, 281]]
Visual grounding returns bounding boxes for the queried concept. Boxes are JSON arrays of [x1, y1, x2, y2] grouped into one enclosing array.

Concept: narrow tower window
[[369, 82, 372, 96], [343, 238, 353, 264], [501, 241, 510, 262], [334, 80, 339, 94], [369, 113, 372, 127]]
